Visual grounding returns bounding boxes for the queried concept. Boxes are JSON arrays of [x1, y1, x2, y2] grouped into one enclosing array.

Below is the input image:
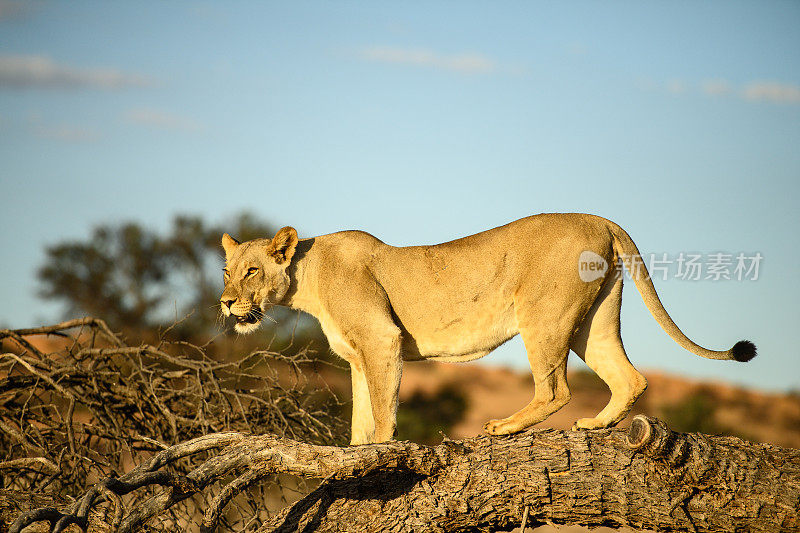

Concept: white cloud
[[124, 107, 203, 133], [667, 79, 688, 95], [0, 54, 152, 89], [20, 113, 100, 142], [358, 46, 496, 74], [644, 77, 800, 105], [33, 124, 99, 142], [742, 81, 800, 104], [701, 79, 732, 97], [566, 42, 588, 56]]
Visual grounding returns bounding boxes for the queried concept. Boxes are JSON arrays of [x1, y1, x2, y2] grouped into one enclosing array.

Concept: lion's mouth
[[234, 308, 263, 326]]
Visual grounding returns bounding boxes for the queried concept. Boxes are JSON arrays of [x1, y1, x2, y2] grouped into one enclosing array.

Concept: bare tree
[[35, 212, 328, 352]]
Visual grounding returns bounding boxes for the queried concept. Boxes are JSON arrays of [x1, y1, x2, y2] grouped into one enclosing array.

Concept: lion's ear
[[268, 227, 298, 264], [221, 233, 240, 260]]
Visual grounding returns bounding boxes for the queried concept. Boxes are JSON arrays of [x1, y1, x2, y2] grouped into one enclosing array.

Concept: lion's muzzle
[[221, 299, 263, 332]]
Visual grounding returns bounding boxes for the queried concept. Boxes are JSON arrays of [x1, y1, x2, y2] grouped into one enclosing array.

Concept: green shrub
[[396, 385, 468, 445]]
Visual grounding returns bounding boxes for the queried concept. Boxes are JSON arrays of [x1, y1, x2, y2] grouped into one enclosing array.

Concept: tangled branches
[[9, 433, 445, 533], [0, 318, 345, 531]]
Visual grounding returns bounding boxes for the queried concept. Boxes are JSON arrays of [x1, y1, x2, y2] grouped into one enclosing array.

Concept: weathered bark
[[262, 416, 799, 533], [8, 416, 799, 533], [0, 491, 113, 533]]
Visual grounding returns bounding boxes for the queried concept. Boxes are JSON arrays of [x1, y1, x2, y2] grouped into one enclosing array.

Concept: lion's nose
[[222, 299, 235, 310]]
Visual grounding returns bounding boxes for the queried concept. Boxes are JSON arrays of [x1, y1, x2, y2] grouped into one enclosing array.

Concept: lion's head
[[219, 226, 298, 333]]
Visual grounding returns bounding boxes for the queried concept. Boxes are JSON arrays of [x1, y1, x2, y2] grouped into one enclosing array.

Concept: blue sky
[[1, 1, 798, 391]]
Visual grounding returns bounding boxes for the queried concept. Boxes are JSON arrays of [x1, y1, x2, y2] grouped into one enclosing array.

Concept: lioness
[[220, 213, 755, 444]]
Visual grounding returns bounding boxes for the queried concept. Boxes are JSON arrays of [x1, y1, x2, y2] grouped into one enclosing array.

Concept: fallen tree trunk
[[9, 416, 799, 533]]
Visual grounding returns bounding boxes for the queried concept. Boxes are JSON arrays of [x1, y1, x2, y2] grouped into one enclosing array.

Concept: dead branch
[[9, 415, 800, 533], [0, 318, 344, 532]]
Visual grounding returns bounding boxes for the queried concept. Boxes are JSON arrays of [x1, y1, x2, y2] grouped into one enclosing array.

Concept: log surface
[[263, 416, 800, 532], [7, 416, 800, 533]]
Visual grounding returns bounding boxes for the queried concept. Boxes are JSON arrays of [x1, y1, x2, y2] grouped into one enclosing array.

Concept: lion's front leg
[[357, 327, 403, 443], [317, 266, 403, 444], [328, 321, 402, 444], [349, 361, 375, 445]]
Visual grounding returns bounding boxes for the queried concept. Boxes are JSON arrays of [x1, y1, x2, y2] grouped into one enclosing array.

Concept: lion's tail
[[608, 222, 756, 362]]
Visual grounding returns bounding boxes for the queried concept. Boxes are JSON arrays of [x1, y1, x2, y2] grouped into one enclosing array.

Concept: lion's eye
[[222, 268, 230, 280], [246, 267, 259, 277]]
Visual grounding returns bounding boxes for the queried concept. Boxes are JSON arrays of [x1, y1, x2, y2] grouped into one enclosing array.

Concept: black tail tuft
[[731, 340, 757, 362]]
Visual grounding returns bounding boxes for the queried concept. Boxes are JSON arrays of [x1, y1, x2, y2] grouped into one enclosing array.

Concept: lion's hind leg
[[570, 277, 647, 430], [483, 308, 573, 436]]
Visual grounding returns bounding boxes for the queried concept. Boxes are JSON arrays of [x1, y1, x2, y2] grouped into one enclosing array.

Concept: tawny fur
[[220, 213, 754, 444]]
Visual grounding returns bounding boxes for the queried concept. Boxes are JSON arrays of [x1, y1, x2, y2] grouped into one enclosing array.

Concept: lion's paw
[[484, 418, 520, 436], [572, 417, 606, 431]]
